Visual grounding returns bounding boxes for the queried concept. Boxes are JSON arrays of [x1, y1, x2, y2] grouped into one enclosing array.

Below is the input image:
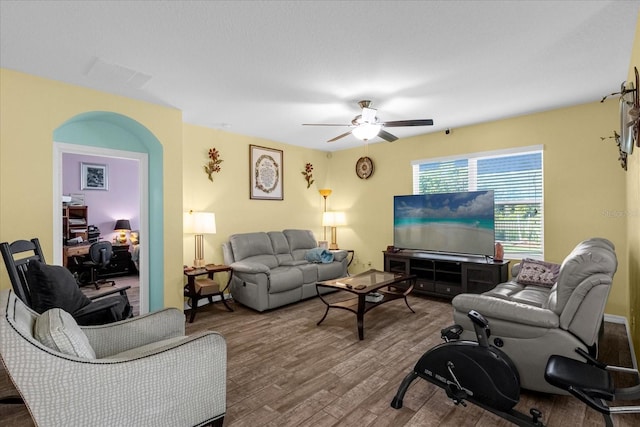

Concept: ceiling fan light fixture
[[352, 123, 382, 141]]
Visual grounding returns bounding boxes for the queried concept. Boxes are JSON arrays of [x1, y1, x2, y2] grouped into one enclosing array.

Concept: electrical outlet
[[367, 261, 372, 267]]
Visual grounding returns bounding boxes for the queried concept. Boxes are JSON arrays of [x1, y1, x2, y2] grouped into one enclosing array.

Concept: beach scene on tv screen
[[394, 190, 495, 256]]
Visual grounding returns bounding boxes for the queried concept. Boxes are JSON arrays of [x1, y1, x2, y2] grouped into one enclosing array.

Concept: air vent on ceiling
[[84, 57, 151, 89]]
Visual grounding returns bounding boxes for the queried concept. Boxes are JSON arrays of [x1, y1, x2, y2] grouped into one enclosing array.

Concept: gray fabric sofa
[[222, 229, 348, 312], [451, 237, 617, 394]]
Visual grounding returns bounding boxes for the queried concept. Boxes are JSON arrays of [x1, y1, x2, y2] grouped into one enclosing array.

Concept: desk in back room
[[63, 243, 132, 277], [63, 242, 91, 267]]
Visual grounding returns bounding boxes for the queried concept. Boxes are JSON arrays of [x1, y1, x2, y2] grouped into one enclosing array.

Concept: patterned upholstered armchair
[[0, 290, 226, 427]]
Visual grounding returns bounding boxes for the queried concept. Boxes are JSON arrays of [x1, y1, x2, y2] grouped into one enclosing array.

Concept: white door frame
[[53, 142, 149, 315]]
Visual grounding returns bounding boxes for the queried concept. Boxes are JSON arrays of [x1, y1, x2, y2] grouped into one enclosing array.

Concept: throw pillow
[[27, 260, 91, 314], [516, 258, 561, 287], [34, 308, 96, 359]]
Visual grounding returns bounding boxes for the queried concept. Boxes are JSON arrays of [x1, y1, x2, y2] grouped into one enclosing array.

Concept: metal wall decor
[[600, 67, 639, 171]]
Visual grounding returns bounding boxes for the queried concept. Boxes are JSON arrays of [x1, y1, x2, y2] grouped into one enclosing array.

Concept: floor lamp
[[318, 189, 332, 240], [184, 211, 216, 267]]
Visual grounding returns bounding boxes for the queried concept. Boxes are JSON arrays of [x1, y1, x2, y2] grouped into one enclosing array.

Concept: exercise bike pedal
[[441, 324, 463, 342], [445, 384, 468, 407], [530, 408, 543, 425]]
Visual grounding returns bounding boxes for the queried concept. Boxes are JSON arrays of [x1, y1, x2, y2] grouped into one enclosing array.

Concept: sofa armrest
[[331, 250, 348, 262], [81, 308, 185, 358], [230, 261, 270, 274], [18, 331, 227, 426], [452, 293, 559, 329]]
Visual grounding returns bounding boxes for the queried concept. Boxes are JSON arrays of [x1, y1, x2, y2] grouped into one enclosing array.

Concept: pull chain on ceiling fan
[[303, 100, 434, 143]]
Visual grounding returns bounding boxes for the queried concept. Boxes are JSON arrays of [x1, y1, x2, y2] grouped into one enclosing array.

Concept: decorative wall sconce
[[601, 67, 639, 171]]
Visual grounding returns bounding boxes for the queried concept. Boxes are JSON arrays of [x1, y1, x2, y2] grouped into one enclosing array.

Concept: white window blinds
[[412, 146, 544, 258]]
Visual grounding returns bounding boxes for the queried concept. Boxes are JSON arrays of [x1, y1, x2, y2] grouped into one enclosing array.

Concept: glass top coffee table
[[316, 269, 416, 340]]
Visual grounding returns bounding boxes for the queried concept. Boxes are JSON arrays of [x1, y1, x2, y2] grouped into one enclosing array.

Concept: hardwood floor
[[1, 291, 639, 426]]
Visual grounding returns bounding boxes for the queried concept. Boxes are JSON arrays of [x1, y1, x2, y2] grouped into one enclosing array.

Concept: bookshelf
[[63, 205, 88, 243]]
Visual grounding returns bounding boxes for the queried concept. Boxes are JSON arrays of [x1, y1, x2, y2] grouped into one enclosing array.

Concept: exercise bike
[[390, 310, 545, 426]]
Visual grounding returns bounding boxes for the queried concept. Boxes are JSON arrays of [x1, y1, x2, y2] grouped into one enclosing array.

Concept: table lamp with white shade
[[322, 211, 346, 250], [184, 211, 216, 267]]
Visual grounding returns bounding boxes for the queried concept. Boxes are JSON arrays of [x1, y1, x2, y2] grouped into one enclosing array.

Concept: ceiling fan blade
[[327, 130, 352, 142], [378, 129, 398, 142], [302, 123, 351, 127], [383, 119, 434, 127]]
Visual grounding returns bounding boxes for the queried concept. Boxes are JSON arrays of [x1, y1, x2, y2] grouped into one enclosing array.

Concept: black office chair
[[82, 241, 116, 290], [0, 238, 126, 325]]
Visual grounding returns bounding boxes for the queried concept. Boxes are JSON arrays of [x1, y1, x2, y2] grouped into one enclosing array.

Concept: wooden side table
[[183, 264, 233, 323]]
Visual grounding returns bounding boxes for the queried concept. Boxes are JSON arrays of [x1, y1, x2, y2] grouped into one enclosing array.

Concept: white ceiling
[[1, 1, 638, 151]]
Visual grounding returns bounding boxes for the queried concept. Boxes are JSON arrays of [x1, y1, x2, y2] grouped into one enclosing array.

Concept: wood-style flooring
[[1, 289, 639, 426]]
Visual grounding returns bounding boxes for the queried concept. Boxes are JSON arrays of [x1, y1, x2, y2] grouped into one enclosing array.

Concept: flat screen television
[[393, 190, 495, 257]]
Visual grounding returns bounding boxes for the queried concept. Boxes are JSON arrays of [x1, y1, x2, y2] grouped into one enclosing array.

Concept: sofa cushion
[[509, 286, 551, 308], [268, 231, 294, 265], [482, 281, 524, 300], [268, 267, 303, 293], [229, 232, 275, 261], [516, 258, 560, 287], [34, 308, 96, 359], [27, 260, 91, 314], [317, 261, 347, 281], [283, 229, 317, 260]]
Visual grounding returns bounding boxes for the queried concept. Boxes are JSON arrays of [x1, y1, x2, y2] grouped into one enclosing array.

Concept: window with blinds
[[412, 146, 544, 258]]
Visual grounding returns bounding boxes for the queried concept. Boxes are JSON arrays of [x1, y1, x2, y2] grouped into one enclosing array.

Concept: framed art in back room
[[81, 162, 108, 190], [250, 145, 283, 200]]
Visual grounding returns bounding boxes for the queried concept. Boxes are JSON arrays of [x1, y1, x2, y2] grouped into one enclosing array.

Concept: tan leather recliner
[[451, 238, 617, 394]]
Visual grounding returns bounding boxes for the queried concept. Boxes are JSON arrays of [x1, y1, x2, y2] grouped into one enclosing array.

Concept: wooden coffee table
[[316, 269, 416, 340]]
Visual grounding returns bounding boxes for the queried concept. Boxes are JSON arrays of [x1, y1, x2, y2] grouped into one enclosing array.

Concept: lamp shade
[[322, 211, 346, 227], [318, 188, 332, 198], [352, 123, 381, 141], [114, 219, 131, 231], [184, 211, 216, 234]]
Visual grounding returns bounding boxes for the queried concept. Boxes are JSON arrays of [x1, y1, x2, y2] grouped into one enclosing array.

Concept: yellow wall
[[181, 124, 332, 265], [626, 13, 640, 361], [0, 69, 185, 309], [324, 100, 629, 318]]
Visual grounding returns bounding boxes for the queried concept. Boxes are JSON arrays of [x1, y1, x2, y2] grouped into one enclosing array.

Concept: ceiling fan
[[303, 100, 434, 143]]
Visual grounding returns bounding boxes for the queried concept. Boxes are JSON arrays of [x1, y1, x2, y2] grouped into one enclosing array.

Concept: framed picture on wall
[[81, 162, 109, 190], [250, 145, 283, 200]]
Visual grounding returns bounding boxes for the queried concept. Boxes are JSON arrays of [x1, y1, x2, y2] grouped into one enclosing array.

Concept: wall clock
[[355, 156, 374, 179]]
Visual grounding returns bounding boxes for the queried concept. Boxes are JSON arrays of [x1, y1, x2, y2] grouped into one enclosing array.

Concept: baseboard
[[183, 293, 231, 310], [604, 314, 638, 371]]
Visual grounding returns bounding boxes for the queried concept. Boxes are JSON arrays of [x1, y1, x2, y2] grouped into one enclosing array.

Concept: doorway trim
[[53, 143, 150, 314]]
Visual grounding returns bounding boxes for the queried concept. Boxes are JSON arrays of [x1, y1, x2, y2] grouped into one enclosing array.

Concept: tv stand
[[383, 250, 509, 299]]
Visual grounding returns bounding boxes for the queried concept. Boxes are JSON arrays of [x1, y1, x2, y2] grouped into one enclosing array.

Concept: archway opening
[[52, 111, 164, 312]]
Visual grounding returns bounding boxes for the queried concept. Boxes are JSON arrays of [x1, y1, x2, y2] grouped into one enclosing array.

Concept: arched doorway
[[51, 112, 164, 313]]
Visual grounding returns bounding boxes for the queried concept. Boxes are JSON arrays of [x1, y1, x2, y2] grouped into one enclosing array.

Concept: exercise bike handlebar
[[468, 310, 491, 348]]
